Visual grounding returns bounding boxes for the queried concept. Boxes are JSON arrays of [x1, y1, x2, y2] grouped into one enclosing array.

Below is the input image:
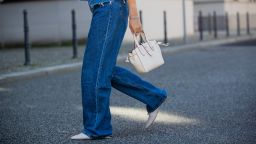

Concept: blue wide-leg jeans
[[81, 0, 167, 138]]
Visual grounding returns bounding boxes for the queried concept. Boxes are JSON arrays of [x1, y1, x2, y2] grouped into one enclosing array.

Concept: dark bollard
[[225, 12, 230, 37], [236, 12, 240, 36], [139, 10, 143, 25], [213, 11, 217, 39], [163, 11, 168, 44], [72, 9, 78, 59], [208, 13, 212, 35], [246, 12, 250, 35], [139, 10, 143, 44], [23, 9, 31, 66], [198, 11, 203, 41]]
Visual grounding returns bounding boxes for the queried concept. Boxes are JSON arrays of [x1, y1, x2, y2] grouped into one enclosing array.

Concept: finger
[[135, 28, 143, 34], [129, 26, 134, 34], [134, 32, 140, 36]]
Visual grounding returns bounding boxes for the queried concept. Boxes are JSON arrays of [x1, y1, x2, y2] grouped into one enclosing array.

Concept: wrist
[[129, 16, 140, 20]]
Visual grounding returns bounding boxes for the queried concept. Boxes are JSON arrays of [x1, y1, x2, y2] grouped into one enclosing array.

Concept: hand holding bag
[[126, 32, 165, 73]]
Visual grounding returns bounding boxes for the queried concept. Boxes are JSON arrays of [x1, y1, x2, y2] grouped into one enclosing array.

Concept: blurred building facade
[[0, 0, 194, 47], [194, 0, 256, 16], [0, 0, 91, 47], [194, 0, 256, 30]]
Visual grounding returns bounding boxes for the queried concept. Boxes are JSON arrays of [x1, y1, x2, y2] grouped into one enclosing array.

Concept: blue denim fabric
[[81, 0, 167, 138], [81, 0, 113, 10]]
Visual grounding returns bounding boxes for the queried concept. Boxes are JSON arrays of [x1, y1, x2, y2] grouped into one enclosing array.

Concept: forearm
[[127, 0, 139, 18], [127, 0, 142, 33]]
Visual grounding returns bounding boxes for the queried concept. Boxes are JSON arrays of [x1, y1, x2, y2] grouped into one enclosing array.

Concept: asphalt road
[[1, 40, 256, 144]]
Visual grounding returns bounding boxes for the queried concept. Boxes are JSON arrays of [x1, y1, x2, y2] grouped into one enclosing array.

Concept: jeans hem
[[82, 129, 112, 138], [147, 90, 167, 113]]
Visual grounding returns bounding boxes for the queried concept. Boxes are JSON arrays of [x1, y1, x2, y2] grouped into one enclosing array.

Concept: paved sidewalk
[[0, 32, 256, 82], [1, 40, 256, 144]]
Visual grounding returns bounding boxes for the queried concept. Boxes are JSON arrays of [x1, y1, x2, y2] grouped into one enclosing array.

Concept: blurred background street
[[1, 0, 256, 143]]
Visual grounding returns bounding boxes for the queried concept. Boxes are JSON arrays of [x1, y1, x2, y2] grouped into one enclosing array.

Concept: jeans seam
[[94, 3, 113, 127]]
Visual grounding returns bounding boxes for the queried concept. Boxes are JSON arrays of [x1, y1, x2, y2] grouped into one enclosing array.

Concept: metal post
[[208, 13, 212, 35], [182, 0, 187, 43], [213, 11, 217, 39], [139, 10, 143, 26], [72, 9, 78, 59], [237, 12, 240, 36], [139, 10, 143, 44], [23, 9, 31, 66], [198, 11, 203, 41], [225, 12, 230, 37], [246, 12, 250, 35], [163, 11, 168, 44]]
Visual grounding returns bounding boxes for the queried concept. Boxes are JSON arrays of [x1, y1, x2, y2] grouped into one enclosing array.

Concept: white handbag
[[126, 32, 165, 73]]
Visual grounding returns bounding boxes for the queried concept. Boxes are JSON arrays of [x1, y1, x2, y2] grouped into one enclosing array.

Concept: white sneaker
[[145, 108, 160, 128], [71, 133, 91, 140]]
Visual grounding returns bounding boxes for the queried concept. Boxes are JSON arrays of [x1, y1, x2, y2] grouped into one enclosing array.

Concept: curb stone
[[0, 35, 255, 82]]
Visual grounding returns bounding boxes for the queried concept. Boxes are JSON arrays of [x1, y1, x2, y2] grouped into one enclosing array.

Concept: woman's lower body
[[81, 0, 167, 138]]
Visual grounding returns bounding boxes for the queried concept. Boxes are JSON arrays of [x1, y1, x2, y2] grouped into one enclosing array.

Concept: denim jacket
[[81, 0, 111, 9]]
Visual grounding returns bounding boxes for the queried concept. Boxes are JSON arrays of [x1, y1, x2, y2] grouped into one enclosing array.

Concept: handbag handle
[[140, 31, 150, 43], [132, 31, 150, 47], [133, 32, 155, 53], [132, 32, 154, 56]]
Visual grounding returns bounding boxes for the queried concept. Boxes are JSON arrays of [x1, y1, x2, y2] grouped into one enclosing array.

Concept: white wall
[[194, 1, 256, 30], [194, 3, 225, 17], [194, 1, 256, 17], [0, 0, 194, 45], [125, 0, 194, 42], [225, 1, 256, 15], [0, 0, 91, 45], [225, 2, 256, 30]]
